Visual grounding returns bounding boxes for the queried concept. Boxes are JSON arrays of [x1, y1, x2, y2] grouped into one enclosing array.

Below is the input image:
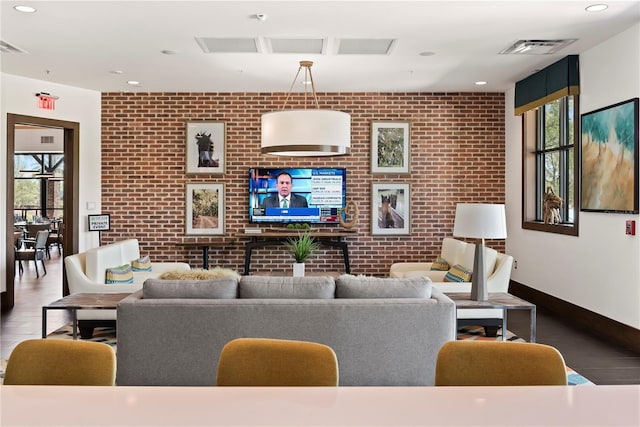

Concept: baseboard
[[509, 280, 640, 354]]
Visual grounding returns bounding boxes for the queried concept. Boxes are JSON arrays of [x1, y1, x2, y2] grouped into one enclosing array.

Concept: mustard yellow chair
[[435, 340, 567, 386], [216, 338, 339, 386], [3, 339, 116, 385]]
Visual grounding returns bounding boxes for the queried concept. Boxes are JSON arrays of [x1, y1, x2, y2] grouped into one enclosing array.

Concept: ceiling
[[1, 1, 639, 93]]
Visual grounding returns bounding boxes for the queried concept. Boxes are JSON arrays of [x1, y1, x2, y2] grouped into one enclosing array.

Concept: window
[[522, 95, 579, 235]]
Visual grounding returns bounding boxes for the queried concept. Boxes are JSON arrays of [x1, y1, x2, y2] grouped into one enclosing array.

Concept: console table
[[236, 230, 356, 275], [176, 237, 236, 269]]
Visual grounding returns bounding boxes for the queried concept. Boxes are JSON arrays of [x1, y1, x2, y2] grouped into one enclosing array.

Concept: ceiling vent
[[195, 37, 259, 53], [0, 40, 28, 54], [500, 39, 577, 55], [337, 38, 396, 55], [264, 38, 325, 54]]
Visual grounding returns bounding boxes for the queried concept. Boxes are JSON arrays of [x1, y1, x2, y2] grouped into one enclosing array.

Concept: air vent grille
[[195, 37, 259, 53], [500, 39, 577, 55], [0, 40, 28, 54]]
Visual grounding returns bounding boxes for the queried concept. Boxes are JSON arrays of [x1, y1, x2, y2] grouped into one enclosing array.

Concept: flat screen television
[[249, 167, 346, 224]]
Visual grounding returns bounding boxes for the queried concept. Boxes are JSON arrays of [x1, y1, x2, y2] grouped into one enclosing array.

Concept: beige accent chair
[[3, 339, 116, 385], [217, 338, 339, 386], [390, 237, 514, 336], [435, 341, 568, 386]]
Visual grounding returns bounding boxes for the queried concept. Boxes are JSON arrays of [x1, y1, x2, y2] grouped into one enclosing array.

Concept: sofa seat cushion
[[336, 275, 432, 298], [239, 276, 335, 299], [143, 278, 238, 299]]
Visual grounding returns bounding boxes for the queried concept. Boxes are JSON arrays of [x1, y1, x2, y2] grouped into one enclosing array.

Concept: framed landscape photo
[[371, 183, 410, 235], [371, 121, 410, 174], [185, 183, 225, 235], [186, 121, 226, 174], [580, 98, 639, 213]]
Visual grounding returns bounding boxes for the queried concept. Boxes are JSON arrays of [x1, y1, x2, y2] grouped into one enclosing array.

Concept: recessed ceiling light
[[475, 81, 488, 86], [14, 5, 36, 13], [419, 51, 435, 57], [585, 4, 608, 12], [110, 70, 124, 75], [127, 80, 141, 86], [161, 49, 179, 55]]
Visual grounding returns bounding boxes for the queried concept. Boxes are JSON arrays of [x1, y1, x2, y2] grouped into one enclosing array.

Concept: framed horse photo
[[371, 183, 410, 235], [186, 121, 226, 174]]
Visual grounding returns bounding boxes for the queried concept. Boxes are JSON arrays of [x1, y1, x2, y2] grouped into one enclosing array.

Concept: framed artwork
[[186, 121, 226, 174], [87, 214, 110, 231], [580, 98, 639, 213], [371, 183, 410, 235], [371, 121, 410, 174], [185, 183, 225, 235]]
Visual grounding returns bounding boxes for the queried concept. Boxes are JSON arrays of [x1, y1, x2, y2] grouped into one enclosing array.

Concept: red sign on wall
[[36, 93, 58, 110]]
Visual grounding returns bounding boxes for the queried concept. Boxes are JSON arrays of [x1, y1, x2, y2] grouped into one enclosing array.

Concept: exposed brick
[[101, 92, 505, 276]]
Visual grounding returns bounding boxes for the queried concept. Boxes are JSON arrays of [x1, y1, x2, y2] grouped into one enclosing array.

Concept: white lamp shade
[[261, 109, 351, 156], [453, 203, 507, 239]]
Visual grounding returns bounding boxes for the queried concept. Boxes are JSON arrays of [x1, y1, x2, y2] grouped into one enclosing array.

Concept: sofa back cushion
[[143, 278, 238, 299], [335, 275, 432, 298], [239, 276, 335, 299], [441, 237, 467, 266]]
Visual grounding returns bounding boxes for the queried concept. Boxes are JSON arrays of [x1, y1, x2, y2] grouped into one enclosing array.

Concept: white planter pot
[[293, 263, 305, 277]]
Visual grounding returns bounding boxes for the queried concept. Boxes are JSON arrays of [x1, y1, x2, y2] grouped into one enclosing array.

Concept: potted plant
[[283, 231, 321, 277]]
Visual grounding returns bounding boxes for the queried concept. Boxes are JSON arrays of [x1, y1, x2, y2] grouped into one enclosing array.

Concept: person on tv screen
[[260, 171, 308, 209]]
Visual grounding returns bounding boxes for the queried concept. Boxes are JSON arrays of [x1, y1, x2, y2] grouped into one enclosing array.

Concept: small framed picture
[[185, 183, 225, 235], [371, 183, 410, 235], [87, 214, 110, 231], [186, 121, 226, 174], [371, 121, 410, 174]]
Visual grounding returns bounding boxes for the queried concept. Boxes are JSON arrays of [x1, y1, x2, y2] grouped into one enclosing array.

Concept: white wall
[[505, 23, 640, 329], [1, 74, 102, 293]]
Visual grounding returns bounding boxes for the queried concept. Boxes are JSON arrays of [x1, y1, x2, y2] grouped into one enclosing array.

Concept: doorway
[[3, 114, 79, 310]]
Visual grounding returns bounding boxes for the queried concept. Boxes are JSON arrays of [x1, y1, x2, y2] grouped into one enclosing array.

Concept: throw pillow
[[143, 277, 238, 299], [430, 257, 450, 271], [335, 275, 432, 298], [131, 255, 152, 272], [105, 264, 134, 284], [444, 264, 473, 282], [239, 276, 335, 299], [158, 267, 241, 281]]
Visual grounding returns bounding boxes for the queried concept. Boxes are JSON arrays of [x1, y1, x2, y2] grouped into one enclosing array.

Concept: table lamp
[[453, 203, 507, 301]]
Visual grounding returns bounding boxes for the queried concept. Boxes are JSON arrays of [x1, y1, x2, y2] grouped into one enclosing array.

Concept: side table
[[42, 293, 130, 339], [447, 292, 537, 342]]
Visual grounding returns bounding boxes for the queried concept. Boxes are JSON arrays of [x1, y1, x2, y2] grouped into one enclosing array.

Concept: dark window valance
[[514, 55, 580, 115]]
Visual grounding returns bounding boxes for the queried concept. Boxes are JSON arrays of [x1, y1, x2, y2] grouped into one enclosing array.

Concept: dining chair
[[3, 339, 116, 385], [15, 230, 49, 277], [435, 340, 568, 386], [26, 222, 53, 258], [216, 338, 339, 386]]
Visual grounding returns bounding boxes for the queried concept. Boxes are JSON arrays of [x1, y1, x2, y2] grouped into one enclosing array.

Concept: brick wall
[[101, 92, 505, 276]]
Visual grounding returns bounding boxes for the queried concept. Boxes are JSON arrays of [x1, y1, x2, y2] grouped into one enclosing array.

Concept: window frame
[[521, 95, 579, 236]]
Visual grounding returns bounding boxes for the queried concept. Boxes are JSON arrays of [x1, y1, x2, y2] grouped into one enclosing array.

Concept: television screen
[[249, 167, 346, 224]]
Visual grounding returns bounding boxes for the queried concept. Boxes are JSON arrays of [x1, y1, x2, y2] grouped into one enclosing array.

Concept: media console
[[236, 230, 356, 275]]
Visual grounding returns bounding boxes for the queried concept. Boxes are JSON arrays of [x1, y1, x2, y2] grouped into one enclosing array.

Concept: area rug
[[1, 323, 594, 386]]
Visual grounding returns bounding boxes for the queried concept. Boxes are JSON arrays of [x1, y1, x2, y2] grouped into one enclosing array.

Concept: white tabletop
[[1, 385, 639, 426]]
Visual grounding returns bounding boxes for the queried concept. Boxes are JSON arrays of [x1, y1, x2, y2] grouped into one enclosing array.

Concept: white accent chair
[[390, 237, 514, 336]]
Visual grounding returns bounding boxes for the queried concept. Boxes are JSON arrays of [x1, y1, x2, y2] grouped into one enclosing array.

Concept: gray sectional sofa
[[116, 275, 456, 386]]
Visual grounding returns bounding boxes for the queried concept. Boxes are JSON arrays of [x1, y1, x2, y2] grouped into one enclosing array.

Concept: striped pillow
[[444, 264, 472, 282], [131, 255, 152, 272], [105, 264, 134, 284], [430, 257, 450, 271]]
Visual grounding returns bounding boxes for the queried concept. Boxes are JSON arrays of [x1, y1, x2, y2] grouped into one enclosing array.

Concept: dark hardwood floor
[[2, 253, 639, 384]]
